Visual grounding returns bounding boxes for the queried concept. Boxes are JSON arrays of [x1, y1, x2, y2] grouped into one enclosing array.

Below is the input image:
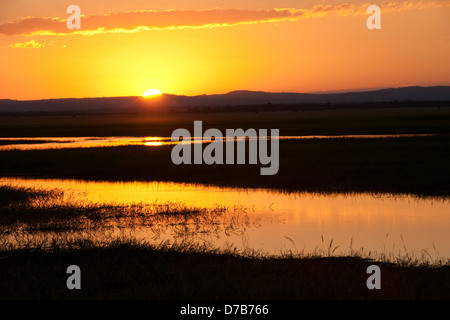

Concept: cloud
[[0, 1, 448, 36], [9, 39, 48, 48], [0, 9, 304, 36]]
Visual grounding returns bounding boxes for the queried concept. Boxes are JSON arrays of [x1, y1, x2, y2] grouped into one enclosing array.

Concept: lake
[[2, 177, 449, 261]]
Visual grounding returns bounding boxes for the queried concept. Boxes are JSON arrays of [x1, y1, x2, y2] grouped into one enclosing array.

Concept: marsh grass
[[2, 110, 450, 299], [1, 185, 450, 300], [0, 184, 255, 253], [1, 184, 449, 267], [1, 234, 450, 299], [2, 135, 450, 197]]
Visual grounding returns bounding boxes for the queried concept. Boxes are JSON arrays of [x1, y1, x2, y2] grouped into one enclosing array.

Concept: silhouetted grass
[[0, 184, 62, 205], [0, 185, 253, 251], [2, 108, 450, 196], [1, 185, 450, 299], [1, 239, 449, 300], [1, 135, 449, 196], [1, 107, 450, 137]]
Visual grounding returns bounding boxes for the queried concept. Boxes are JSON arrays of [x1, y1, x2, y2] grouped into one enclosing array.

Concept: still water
[[0, 134, 438, 151], [2, 177, 449, 261]]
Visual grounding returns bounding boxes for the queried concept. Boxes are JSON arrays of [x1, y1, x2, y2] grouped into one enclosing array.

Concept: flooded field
[[0, 134, 439, 150], [2, 177, 449, 261]]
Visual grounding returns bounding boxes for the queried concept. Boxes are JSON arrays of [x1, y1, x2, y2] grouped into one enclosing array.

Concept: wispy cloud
[[0, 1, 448, 37], [9, 39, 49, 48], [0, 9, 302, 36]]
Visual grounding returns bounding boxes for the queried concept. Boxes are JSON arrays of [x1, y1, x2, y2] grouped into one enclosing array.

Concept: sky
[[0, 0, 449, 100]]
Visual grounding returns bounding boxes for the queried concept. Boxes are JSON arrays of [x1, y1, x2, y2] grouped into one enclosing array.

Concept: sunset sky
[[0, 0, 449, 100]]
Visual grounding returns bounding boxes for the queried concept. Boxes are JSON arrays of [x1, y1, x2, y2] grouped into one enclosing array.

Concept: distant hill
[[1, 86, 449, 113], [165, 86, 450, 106]]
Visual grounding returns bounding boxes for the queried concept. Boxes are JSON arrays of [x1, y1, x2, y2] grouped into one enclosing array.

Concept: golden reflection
[[144, 141, 164, 146], [1, 177, 450, 259], [0, 134, 439, 151], [144, 137, 164, 141], [144, 137, 165, 147]]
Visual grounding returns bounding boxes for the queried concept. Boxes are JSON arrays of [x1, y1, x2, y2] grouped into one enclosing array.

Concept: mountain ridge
[[1, 86, 449, 113]]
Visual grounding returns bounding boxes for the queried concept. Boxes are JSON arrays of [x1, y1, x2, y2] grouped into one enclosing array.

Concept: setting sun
[[143, 89, 162, 98]]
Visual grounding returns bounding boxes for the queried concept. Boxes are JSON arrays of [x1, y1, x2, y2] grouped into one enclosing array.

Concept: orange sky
[[0, 0, 449, 100]]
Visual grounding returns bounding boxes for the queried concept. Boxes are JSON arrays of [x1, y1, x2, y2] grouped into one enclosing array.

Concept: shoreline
[[1, 242, 449, 300]]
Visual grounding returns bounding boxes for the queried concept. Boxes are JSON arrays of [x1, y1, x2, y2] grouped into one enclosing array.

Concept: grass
[[1, 135, 450, 196], [0, 185, 252, 251], [1, 185, 450, 300], [1, 108, 450, 196], [1, 240, 450, 300], [1, 107, 450, 138], [1, 108, 450, 299]]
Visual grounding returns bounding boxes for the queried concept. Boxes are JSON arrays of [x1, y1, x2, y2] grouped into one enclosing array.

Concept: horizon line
[[2, 85, 449, 102]]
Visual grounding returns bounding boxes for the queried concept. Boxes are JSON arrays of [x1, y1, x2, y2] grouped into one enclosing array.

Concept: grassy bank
[[2, 108, 450, 196], [1, 135, 450, 196], [1, 241, 450, 300]]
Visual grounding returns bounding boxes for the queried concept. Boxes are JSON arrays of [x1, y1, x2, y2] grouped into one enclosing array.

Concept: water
[[0, 134, 439, 151], [2, 177, 449, 260]]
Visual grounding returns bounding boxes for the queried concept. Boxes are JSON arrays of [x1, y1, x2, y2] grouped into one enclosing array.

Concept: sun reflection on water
[[1, 177, 450, 261]]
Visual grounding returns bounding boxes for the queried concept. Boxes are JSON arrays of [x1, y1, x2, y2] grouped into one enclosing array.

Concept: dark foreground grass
[[1, 242, 450, 300]]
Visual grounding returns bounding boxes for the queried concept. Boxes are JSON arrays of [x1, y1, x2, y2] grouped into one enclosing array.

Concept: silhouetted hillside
[[164, 86, 450, 106], [1, 86, 449, 114]]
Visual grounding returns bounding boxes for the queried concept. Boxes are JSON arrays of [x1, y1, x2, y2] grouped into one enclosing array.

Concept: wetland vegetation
[[1, 106, 450, 299]]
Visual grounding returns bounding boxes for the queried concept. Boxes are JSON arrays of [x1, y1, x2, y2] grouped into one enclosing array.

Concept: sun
[[143, 89, 162, 98]]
